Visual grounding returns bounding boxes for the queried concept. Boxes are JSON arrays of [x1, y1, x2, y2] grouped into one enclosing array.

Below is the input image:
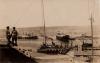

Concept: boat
[[18, 34, 38, 40], [74, 1, 100, 63], [56, 33, 75, 42], [37, 0, 73, 55], [37, 41, 74, 54]]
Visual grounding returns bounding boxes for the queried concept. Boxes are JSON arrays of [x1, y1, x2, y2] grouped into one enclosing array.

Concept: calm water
[[0, 26, 100, 63], [0, 26, 100, 37]]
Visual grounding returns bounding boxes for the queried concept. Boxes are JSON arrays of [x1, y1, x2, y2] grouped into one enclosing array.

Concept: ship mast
[[88, 0, 95, 62], [41, 0, 46, 44], [89, 13, 94, 63]]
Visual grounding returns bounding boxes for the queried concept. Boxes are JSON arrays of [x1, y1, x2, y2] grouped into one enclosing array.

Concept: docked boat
[[37, 0, 73, 55], [56, 33, 75, 42], [18, 35, 38, 40], [37, 43, 73, 55]]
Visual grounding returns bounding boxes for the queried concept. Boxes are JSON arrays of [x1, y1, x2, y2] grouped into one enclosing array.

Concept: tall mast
[[90, 14, 94, 48], [89, 14, 94, 63], [88, 0, 95, 62], [41, 0, 46, 44]]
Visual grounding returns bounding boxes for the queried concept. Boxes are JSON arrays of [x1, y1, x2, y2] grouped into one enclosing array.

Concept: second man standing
[[11, 27, 18, 46]]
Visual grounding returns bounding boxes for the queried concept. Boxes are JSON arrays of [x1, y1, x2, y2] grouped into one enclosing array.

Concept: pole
[[90, 14, 94, 63], [41, 0, 46, 44]]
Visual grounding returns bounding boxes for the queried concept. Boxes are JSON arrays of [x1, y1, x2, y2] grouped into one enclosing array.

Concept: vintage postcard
[[0, 0, 100, 63]]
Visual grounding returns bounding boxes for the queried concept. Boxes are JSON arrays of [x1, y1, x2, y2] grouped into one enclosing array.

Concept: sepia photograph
[[0, 0, 100, 63]]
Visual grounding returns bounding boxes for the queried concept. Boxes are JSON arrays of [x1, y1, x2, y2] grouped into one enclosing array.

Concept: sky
[[0, 0, 99, 29]]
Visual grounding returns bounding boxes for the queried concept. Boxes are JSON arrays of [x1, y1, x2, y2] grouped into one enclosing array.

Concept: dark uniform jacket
[[12, 30, 18, 38], [6, 30, 11, 39]]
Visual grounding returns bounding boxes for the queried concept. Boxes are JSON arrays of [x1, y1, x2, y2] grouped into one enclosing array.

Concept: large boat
[[37, 0, 74, 55], [18, 34, 38, 40], [56, 33, 75, 42]]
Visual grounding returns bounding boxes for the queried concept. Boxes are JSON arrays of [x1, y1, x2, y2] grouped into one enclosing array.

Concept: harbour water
[[0, 26, 100, 63]]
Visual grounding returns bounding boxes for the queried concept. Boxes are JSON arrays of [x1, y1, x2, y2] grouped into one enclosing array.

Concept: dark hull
[[56, 35, 75, 42], [37, 44, 72, 55], [18, 36, 38, 40]]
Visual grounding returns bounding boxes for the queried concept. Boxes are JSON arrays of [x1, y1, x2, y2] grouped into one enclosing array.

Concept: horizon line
[[0, 25, 99, 29]]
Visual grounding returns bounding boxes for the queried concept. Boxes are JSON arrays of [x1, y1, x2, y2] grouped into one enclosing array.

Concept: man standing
[[6, 26, 11, 45], [11, 27, 18, 46]]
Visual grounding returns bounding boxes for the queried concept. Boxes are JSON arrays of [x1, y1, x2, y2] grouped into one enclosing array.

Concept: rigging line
[[92, 0, 96, 63], [41, 0, 46, 44], [88, 0, 90, 17], [92, 0, 96, 17], [88, 0, 96, 18]]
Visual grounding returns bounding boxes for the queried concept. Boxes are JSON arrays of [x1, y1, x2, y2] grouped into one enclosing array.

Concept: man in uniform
[[6, 26, 11, 45], [11, 27, 18, 46]]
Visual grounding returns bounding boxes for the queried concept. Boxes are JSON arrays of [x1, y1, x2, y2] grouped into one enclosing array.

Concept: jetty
[[0, 43, 37, 63]]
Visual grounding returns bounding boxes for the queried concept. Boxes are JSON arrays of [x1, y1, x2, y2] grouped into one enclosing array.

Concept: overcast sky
[[0, 0, 99, 29]]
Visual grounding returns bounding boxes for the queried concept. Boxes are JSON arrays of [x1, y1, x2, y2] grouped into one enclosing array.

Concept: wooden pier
[[0, 44, 37, 63]]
